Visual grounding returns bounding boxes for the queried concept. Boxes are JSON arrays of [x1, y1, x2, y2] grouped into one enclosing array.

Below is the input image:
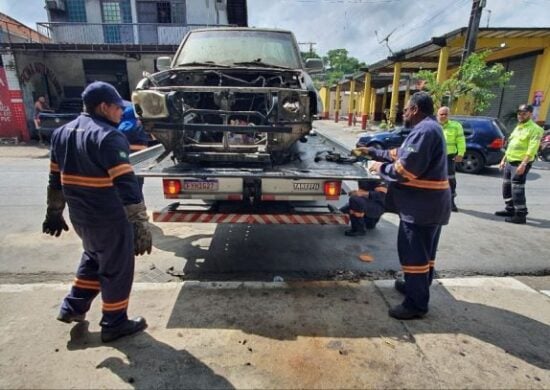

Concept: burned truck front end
[[132, 28, 322, 165]]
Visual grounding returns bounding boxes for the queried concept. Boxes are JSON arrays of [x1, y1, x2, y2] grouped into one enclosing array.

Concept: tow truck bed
[[131, 133, 378, 225]]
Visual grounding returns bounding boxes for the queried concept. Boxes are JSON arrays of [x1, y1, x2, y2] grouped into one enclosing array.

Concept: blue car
[[356, 116, 507, 174]]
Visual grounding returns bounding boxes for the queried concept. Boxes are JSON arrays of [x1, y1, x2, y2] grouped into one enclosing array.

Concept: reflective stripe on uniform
[[402, 264, 430, 274], [61, 173, 113, 188], [103, 298, 129, 312], [402, 178, 450, 190], [108, 163, 133, 179], [73, 278, 101, 291], [395, 160, 416, 180]]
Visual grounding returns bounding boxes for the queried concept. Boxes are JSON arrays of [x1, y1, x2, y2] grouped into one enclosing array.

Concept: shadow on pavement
[[66, 322, 234, 389], [164, 282, 550, 370], [149, 222, 398, 280], [459, 208, 550, 228]]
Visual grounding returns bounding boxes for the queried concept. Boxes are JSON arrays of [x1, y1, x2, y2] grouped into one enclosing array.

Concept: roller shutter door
[[481, 53, 537, 120]]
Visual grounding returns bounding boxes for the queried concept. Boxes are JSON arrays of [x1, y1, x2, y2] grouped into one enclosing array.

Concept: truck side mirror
[[156, 56, 172, 71], [305, 58, 324, 74]]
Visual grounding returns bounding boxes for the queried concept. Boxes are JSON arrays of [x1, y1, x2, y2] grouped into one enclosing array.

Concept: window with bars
[[66, 0, 87, 22], [101, 0, 132, 23], [157, 2, 171, 23]]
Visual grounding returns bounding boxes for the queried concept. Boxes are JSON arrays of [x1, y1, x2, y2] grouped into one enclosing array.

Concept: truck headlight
[[132, 90, 169, 119], [279, 91, 309, 121]]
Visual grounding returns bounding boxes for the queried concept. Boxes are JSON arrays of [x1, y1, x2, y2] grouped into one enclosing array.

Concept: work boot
[[57, 311, 86, 324], [495, 209, 514, 217], [345, 216, 366, 237], [394, 279, 406, 294], [451, 199, 458, 212], [101, 317, 147, 343], [388, 304, 427, 320], [505, 214, 527, 224]]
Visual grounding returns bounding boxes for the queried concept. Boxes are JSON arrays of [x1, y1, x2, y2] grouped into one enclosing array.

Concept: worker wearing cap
[[43, 81, 152, 342], [437, 106, 465, 212], [495, 104, 543, 224], [340, 180, 387, 236]]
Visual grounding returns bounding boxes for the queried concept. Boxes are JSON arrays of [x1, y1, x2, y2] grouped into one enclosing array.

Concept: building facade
[[41, 0, 247, 45], [0, 0, 247, 140], [321, 28, 550, 129]]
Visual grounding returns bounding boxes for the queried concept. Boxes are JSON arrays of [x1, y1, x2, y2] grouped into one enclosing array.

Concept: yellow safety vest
[[442, 120, 466, 156], [505, 119, 543, 162]]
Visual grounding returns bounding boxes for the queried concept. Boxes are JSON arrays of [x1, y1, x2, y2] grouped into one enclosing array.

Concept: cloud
[[249, 0, 550, 64], [0, 0, 48, 29]]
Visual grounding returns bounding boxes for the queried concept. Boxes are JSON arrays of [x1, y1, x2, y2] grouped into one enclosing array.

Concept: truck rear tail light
[[324, 181, 341, 200], [163, 179, 181, 195], [488, 138, 504, 149]]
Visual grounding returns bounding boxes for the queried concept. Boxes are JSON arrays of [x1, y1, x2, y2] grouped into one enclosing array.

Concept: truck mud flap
[[153, 209, 349, 225]]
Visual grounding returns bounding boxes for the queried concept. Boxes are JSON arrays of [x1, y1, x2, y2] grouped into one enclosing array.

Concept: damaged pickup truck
[[130, 27, 376, 225], [132, 27, 324, 165]]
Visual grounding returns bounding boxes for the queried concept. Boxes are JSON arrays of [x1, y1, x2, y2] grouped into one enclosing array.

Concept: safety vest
[[442, 120, 466, 156], [505, 119, 543, 162]]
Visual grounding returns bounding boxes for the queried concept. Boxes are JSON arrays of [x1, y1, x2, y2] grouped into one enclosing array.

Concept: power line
[[369, 0, 470, 59]]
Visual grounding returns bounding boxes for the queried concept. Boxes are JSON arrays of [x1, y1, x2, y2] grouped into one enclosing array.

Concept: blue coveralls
[[118, 103, 149, 192], [372, 116, 451, 313], [118, 103, 149, 153], [49, 113, 143, 329], [341, 183, 387, 229]]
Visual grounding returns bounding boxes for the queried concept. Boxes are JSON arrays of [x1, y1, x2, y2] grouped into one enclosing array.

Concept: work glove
[[124, 202, 152, 256], [42, 187, 69, 237], [351, 147, 375, 158]]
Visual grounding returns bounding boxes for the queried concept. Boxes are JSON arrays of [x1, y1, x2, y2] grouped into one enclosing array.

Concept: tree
[[322, 49, 366, 87], [415, 51, 513, 113]]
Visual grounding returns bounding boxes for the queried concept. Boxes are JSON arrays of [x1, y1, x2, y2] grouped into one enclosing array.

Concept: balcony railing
[[36, 22, 234, 45]]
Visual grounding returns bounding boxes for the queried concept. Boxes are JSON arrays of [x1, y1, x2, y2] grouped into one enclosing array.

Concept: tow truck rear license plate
[[183, 179, 219, 191]]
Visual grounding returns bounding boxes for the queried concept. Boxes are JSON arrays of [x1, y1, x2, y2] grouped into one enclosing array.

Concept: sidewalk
[[0, 278, 549, 389]]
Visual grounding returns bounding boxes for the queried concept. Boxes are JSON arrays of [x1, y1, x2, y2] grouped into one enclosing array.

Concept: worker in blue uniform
[[118, 101, 149, 193], [355, 92, 451, 320], [42, 81, 153, 342], [340, 180, 387, 236]]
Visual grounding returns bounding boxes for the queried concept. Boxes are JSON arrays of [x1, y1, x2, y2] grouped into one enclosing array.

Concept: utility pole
[[461, 0, 486, 65], [298, 42, 317, 55]]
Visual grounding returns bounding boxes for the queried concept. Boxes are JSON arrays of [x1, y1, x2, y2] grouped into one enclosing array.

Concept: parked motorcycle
[[538, 131, 550, 162]]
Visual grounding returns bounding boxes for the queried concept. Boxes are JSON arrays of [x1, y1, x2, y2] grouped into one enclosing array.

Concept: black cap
[[517, 104, 533, 113], [82, 81, 124, 108]]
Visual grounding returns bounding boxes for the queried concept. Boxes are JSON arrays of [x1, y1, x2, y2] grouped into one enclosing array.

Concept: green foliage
[[415, 51, 513, 113], [322, 49, 366, 86]]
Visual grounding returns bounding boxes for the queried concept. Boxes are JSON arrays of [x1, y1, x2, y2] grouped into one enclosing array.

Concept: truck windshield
[[175, 30, 302, 69]]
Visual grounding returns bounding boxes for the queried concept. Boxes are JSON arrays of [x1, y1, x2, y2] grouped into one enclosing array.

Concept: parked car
[[538, 130, 550, 162], [34, 98, 82, 141], [356, 115, 506, 174]]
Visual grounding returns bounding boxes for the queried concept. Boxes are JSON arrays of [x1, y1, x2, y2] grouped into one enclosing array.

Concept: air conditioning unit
[[215, 0, 227, 11], [45, 0, 66, 12]]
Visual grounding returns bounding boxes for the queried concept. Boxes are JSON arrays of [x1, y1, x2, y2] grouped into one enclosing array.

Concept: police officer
[[437, 106, 465, 212], [43, 81, 153, 342], [495, 104, 543, 224], [356, 92, 451, 320], [340, 180, 387, 236]]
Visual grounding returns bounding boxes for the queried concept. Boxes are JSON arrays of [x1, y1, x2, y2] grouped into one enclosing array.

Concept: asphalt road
[[1, 141, 549, 284]]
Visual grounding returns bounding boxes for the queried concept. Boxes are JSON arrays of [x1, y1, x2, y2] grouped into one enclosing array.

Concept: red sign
[[0, 61, 28, 140]]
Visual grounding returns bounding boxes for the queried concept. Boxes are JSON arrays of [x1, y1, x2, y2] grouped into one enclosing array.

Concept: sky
[[1, 0, 549, 64]]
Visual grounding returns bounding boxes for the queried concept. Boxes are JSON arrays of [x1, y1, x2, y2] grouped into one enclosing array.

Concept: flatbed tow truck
[[130, 131, 376, 225]]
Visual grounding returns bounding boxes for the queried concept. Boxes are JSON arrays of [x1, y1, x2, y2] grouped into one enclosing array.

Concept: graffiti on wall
[[0, 68, 13, 125], [0, 56, 28, 140], [18, 62, 63, 96]]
